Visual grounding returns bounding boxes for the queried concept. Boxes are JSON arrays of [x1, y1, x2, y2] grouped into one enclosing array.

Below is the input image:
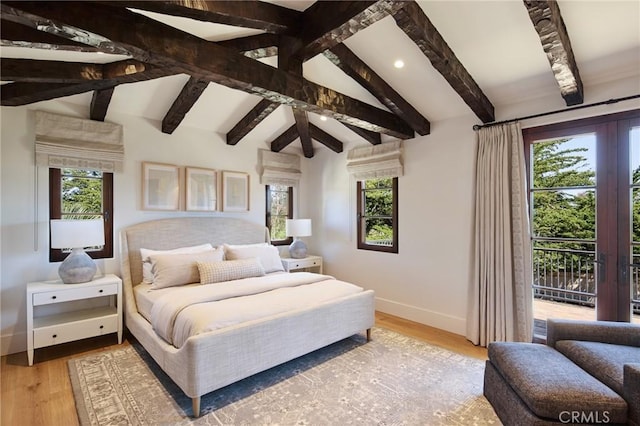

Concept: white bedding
[[147, 272, 365, 348]]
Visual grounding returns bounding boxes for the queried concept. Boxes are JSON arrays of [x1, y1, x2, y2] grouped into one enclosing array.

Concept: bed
[[119, 217, 375, 417]]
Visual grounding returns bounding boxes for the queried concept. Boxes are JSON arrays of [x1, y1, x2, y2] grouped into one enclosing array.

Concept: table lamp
[[50, 219, 104, 284], [285, 218, 312, 259]]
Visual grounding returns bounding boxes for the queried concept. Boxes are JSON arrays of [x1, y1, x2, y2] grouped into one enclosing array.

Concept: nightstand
[[26, 274, 123, 366], [281, 255, 323, 274]]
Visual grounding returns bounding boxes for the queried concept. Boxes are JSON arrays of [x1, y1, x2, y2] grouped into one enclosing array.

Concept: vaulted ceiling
[[1, 1, 639, 158]]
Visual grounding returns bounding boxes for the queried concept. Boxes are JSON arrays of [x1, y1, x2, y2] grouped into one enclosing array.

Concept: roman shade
[[35, 111, 124, 172], [346, 140, 403, 180], [259, 149, 301, 187]]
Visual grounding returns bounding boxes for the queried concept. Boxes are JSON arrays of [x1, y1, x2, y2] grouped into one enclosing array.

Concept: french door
[[524, 109, 640, 323]]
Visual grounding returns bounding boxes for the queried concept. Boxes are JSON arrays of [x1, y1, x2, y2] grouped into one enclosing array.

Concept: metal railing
[[533, 246, 640, 315]]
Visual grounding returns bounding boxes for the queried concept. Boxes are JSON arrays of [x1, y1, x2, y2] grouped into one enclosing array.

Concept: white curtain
[[35, 111, 124, 172], [346, 140, 403, 180], [466, 122, 533, 346], [259, 149, 301, 187]]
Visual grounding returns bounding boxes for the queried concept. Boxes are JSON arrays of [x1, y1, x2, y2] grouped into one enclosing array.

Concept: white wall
[[1, 75, 638, 355], [305, 75, 640, 336], [0, 101, 308, 355]]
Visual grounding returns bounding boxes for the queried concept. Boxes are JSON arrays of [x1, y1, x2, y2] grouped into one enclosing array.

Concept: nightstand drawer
[[33, 313, 118, 348], [288, 258, 320, 269], [33, 283, 118, 306]]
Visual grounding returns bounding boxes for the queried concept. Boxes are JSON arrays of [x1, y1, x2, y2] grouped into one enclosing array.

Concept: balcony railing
[[533, 246, 640, 315]]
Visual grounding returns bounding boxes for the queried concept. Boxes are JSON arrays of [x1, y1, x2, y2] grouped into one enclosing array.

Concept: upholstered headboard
[[119, 217, 270, 289]]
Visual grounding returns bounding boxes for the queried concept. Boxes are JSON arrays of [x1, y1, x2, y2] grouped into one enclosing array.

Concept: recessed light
[[393, 59, 405, 69], [320, 116, 328, 121]]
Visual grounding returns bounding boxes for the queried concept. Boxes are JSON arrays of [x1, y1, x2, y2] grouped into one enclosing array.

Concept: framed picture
[[222, 171, 250, 212], [141, 162, 180, 210], [185, 167, 217, 211]]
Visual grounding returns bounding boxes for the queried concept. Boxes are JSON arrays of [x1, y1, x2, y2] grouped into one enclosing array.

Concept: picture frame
[[222, 171, 250, 212], [141, 162, 180, 210], [185, 167, 218, 211]]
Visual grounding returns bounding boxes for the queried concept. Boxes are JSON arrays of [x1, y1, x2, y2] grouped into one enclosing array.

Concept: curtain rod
[[472, 94, 640, 131]]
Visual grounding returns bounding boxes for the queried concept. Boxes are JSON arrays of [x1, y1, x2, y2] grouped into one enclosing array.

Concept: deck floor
[[533, 299, 640, 339], [534, 298, 640, 323]]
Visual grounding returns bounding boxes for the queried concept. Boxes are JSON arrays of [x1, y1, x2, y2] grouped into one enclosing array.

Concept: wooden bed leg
[[366, 328, 372, 342], [192, 397, 201, 418]]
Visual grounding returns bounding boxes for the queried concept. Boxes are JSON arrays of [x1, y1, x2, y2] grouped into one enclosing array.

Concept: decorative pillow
[[198, 258, 265, 284], [223, 243, 284, 273], [140, 243, 213, 284], [149, 248, 224, 289]]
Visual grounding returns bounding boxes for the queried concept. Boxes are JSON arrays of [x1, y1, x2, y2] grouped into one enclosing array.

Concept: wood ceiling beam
[[2, 2, 414, 139], [392, 2, 495, 123], [227, 99, 280, 145], [299, 1, 408, 60], [218, 34, 278, 59], [90, 88, 114, 121], [325, 44, 428, 135], [310, 124, 343, 154], [524, 0, 583, 106], [0, 18, 98, 52], [270, 124, 299, 152], [97, 1, 301, 35], [1, 58, 148, 83], [293, 109, 314, 158], [344, 123, 381, 145], [162, 77, 209, 134], [0, 67, 180, 106]]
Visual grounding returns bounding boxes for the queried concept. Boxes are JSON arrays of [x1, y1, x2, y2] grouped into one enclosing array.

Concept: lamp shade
[[285, 219, 312, 237], [50, 219, 105, 249]]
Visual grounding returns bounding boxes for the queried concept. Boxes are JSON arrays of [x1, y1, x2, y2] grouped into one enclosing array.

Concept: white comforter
[[150, 272, 364, 347]]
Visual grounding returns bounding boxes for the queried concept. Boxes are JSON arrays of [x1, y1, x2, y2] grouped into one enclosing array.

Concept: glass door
[[524, 110, 640, 338]]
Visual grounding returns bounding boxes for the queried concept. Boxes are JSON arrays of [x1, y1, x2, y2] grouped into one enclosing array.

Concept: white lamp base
[[58, 248, 97, 284], [289, 238, 308, 259]]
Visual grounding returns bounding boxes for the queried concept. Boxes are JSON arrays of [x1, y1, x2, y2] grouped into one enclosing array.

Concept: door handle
[[621, 255, 629, 283]]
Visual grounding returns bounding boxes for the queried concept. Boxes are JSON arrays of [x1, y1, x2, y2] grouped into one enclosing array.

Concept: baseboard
[[1, 330, 25, 356], [375, 297, 467, 336]]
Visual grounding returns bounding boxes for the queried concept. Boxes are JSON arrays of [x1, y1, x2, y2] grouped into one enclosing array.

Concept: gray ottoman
[[484, 342, 628, 425]]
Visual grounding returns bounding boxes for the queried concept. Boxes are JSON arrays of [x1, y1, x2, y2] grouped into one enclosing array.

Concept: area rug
[[68, 327, 500, 425]]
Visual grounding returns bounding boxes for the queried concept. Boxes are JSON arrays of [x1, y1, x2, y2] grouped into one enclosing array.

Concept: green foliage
[[268, 185, 290, 241], [363, 178, 393, 243], [532, 140, 596, 275], [61, 169, 103, 215]]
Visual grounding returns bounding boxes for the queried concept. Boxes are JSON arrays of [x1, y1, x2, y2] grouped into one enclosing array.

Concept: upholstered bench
[[484, 342, 628, 425]]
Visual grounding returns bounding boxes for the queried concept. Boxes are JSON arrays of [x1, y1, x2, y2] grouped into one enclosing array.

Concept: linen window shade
[[35, 111, 124, 173], [346, 140, 403, 180], [259, 149, 301, 187]]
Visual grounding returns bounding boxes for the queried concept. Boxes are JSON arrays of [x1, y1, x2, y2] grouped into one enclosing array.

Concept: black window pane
[[62, 176, 103, 215], [364, 189, 393, 216], [364, 218, 394, 246]]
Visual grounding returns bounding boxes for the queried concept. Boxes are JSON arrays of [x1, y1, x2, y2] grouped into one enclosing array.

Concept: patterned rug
[[68, 327, 500, 425]]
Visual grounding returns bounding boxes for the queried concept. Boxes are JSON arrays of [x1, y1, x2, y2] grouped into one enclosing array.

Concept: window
[[357, 177, 398, 253], [49, 168, 113, 261], [265, 184, 293, 245]]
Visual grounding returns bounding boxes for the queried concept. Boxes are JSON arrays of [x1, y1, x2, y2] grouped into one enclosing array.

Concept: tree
[[363, 178, 393, 242], [61, 169, 103, 218]]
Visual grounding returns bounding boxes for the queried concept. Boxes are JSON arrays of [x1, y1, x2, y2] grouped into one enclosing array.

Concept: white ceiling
[[1, 0, 639, 148]]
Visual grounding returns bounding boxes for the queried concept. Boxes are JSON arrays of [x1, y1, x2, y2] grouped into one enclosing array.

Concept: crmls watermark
[[559, 411, 611, 424]]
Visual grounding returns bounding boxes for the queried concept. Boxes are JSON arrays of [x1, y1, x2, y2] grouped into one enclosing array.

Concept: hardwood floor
[[1, 312, 487, 426]]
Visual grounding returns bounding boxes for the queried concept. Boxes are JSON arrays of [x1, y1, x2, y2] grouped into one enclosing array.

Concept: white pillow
[[198, 258, 265, 284], [149, 248, 224, 289], [140, 243, 213, 284], [223, 243, 284, 273]]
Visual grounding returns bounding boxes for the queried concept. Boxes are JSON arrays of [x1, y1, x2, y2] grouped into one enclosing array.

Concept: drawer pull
[[99, 289, 104, 293], [52, 334, 57, 338], [99, 325, 104, 329], [52, 296, 57, 300]]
